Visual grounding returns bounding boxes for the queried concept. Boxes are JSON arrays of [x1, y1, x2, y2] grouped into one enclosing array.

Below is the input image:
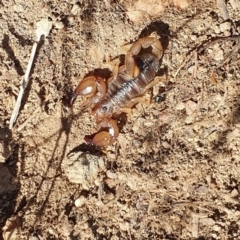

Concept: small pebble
[[224, 30, 231, 37], [213, 49, 224, 62], [144, 121, 154, 127], [106, 170, 117, 179], [219, 21, 231, 32], [185, 100, 197, 116], [175, 102, 185, 111], [75, 196, 86, 208], [71, 4, 81, 15], [132, 139, 142, 148], [158, 112, 170, 126], [231, 189, 238, 198], [185, 115, 195, 124], [13, 4, 24, 12], [162, 141, 171, 149], [54, 21, 64, 29]]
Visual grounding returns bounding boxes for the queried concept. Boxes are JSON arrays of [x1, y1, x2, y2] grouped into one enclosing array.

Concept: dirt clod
[[63, 151, 105, 187]]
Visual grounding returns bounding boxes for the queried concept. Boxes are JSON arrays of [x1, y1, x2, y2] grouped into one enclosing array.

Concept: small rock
[[230, 189, 238, 198], [190, 35, 197, 41], [172, 0, 189, 9], [132, 139, 142, 148], [185, 115, 195, 124], [144, 121, 154, 127], [62, 151, 105, 186], [162, 141, 171, 149], [185, 100, 197, 116], [158, 112, 170, 126], [71, 4, 81, 15], [106, 170, 117, 179], [224, 30, 231, 37], [213, 48, 224, 62], [199, 218, 215, 226], [219, 21, 231, 32], [75, 196, 86, 207], [213, 224, 221, 232], [54, 21, 64, 29], [175, 102, 185, 111], [68, 16, 74, 24], [126, 0, 164, 20], [119, 222, 130, 231], [214, 25, 221, 34], [13, 4, 24, 12]]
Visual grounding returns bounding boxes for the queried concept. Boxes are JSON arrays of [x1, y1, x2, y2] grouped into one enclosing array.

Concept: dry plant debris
[[9, 19, 52, 129], [1, 0, 240, 239]]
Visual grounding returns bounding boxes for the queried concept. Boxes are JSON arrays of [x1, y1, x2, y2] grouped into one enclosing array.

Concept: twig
[[197, 36, 240, 54], [9, 19, 52, 129], [174, 36, 240, 79], [9, 42, 39, 129]]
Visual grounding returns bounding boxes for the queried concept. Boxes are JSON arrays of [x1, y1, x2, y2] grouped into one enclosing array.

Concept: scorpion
[[70, 37, 163, 148]]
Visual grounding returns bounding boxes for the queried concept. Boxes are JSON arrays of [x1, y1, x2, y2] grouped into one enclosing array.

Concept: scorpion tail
[[84, 118, 119, 148]]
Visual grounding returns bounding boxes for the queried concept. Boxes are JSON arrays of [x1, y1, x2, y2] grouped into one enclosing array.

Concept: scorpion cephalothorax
[[70, 37, 163, 147]]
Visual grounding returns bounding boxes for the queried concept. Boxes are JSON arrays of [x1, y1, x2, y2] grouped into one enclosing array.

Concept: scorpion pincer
[[70, 37, 163, 148]]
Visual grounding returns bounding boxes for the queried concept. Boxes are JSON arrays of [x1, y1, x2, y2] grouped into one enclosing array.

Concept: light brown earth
[[1, 0, 240, 239]]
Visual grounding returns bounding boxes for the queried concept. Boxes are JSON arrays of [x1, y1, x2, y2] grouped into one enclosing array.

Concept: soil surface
[[1, 0, 240, 239]]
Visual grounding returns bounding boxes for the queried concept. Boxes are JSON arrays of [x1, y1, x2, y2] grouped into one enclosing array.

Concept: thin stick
[[9, 19, 52, 129], [197, 36, 240, 54], [9, 41, 39, 129]]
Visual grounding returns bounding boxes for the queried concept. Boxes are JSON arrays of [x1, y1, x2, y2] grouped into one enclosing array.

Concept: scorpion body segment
[[93, 52, 160, 118], [71, 37, 163, 147]]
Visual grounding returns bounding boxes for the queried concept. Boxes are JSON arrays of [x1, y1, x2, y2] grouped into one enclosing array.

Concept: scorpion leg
[[119, 97, 150, 115], [107, 65, 125, 84], [70, 76, 107, 105], [125, 37, 163, 78], [144, 76, 163, 91], [84, 117, 119, 147], [132, 77, 163, 105]]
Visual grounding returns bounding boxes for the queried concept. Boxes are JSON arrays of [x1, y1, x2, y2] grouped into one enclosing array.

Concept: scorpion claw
[[70, 92, 77, 105], [70, 76, 107, 106], [84, 131, 113, 147]]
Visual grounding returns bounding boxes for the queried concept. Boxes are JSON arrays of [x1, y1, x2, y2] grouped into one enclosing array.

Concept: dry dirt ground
[[1, 0, 240, 239]]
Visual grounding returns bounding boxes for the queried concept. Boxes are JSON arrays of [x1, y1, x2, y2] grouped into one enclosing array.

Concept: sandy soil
[[1, 0, 240, 239]]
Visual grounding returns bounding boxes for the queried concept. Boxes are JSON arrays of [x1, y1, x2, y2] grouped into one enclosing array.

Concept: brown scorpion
[[70, 37, 163, 147]]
